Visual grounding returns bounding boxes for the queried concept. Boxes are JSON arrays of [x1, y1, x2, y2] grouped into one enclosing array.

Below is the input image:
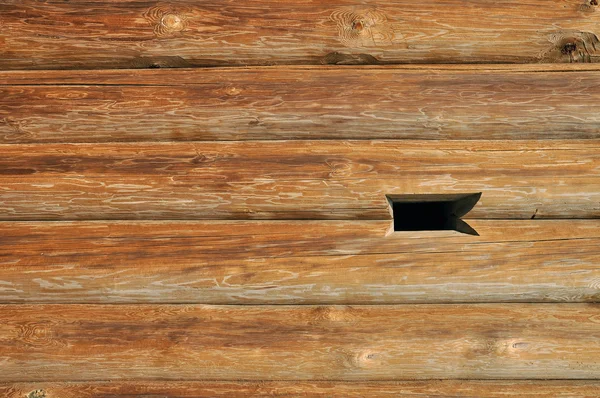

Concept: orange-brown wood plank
[[0, 140, 599, 220], [4, 381, 600, 398], [1, 220, 599, 304], [1, 304, 599, 381], [0, 0, 599, 70], [2, 67, 600, 142]]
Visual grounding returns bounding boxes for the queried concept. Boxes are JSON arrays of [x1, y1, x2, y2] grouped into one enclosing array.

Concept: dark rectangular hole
[[386, 193, 482, 236]]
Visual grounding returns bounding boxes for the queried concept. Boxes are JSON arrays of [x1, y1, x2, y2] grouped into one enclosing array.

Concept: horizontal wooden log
[[1, 304, 600, 381], [1, 0, 599, 70], [2, 67, 600, 142], [1, 220, 599, 304], [4, 381, 600, 398], [5, 64, 600, 85], [0, 140, 599, 220]]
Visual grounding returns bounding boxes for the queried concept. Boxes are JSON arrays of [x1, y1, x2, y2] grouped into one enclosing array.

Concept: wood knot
[[579, 0, 598, 12], [144, 5, 189, 37], [248, 118, 261, 126], [325, 158, 353, 177], [351, 21, 364, 32], [309, 306, 359, 326], [337, 349, 380, 369], [511, 342, 530, 350], [1, 117, 30, 141], [225, 86, 242, 96], [540, 31, 599, 62], [18, 323, 60, 348], [216, 85, 244, 98], [27, 390, 46, 398], [330, 7, 405, 48], [161, 14, 184, 31], [561, 42, 578, 55]]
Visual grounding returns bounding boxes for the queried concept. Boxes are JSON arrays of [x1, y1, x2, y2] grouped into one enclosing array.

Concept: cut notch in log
[[387, 193, 482, 235]]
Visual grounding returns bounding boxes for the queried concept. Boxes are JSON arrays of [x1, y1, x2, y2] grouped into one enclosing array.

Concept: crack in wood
[[321, 52, 383, 65]]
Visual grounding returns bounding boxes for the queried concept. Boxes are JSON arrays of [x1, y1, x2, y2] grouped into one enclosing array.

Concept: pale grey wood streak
[[0, 0, 599, 70], [1, 304, 600, 381], [0, 220, 599, 304], [0, 140, 598, 220], [2, 67, 600, 142]]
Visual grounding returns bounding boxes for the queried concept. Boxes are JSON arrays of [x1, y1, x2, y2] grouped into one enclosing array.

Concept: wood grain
[[4, 380, 600, 398], [1, 220, 599, 304], [0, 0, 599, 70], [3, 66, 600, 142], [3, 0, 600, 390], [0, 140, 599, 220], [1, 304, 599, 381]]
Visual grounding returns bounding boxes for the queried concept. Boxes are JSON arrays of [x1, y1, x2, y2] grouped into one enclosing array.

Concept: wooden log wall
[[0, 1, 599, 397]]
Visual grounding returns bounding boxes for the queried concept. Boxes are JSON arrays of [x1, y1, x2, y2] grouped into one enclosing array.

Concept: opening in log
[[387, 193, 482, 235]]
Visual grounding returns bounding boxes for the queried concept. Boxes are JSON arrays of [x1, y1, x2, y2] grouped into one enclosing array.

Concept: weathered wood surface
[[3, 67, 600, 142], [1, 220, 599, 304], [5, 64, 600, 85], [1, 0, 599, 70], [1, 304, 599, 381], [4, 381, 600, 398], [1, 140, 599, 220]]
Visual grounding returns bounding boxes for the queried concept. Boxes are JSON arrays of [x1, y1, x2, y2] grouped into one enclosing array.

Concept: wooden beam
[[1, 220, 599, 304], [1, 0, 599, 69], [1, 304, 600, 381], [2, 67, 600, 142], [4, 380, 600, 398], [0, 140, 599, 220]]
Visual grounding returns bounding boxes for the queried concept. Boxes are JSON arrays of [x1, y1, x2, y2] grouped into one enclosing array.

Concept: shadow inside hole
[[387, 193, 481, 236]]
